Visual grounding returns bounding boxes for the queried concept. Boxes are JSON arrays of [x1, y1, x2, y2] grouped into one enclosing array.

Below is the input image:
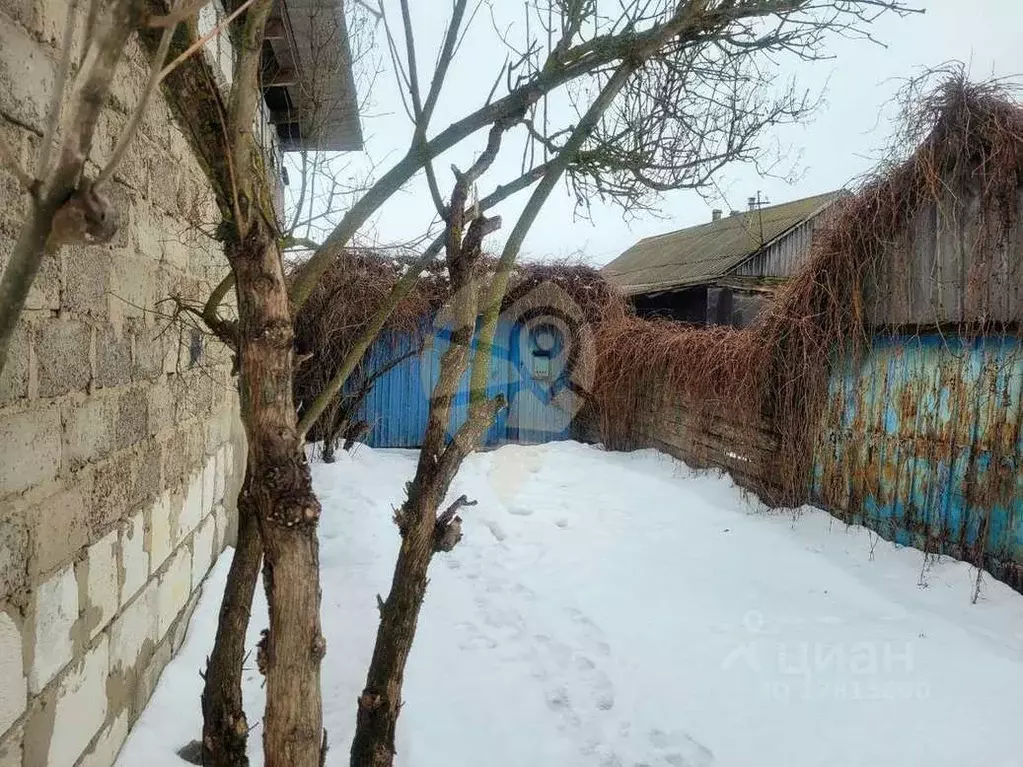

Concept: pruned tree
[[347, 2, 920, 765], [0, 1, 920, 766]]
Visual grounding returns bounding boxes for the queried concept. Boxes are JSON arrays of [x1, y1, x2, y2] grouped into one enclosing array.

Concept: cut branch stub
[[433, 494, 477, 553], [46, 182, 120, 248]]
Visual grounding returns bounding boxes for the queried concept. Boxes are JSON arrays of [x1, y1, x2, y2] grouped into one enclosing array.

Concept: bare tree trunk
[[229, 223, 325, 767], [201, 475, 262, 767], [350, 131, 507, 765], [350, 305, 498, 767]]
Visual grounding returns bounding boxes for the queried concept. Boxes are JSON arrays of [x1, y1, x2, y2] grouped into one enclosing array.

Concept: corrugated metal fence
[[351, 316, 577, 448], [813, 333, 1023, 588]]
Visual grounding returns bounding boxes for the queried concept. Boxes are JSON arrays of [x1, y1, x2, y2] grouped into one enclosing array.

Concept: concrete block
[[0, 236, 57, 313], [139, 96, 171, 151], [109, 579, 156, 676], [115, 386, 148, 451], [34, 320, 93, 399], [98, 182, 133, 250], [0, 611, 26, 737], [113, 133, 151, 195], [89, 104, 122, 168], [132, 636, 170, 719], [82, 529, 118, 639], [0, 322, 29, 406], [61, 392, 117, 469], [0, 503, 28, 605], [133, 438, 162, 509], [77, 708, 129, 767], [156, 545, 191, 639], [213, 445, 227, 506], [119, 511, 148, 605], [106, 248, 153, 337], [107, 59, 146, 117], [16, 246, 60, 313], [201, 456, 216, 516], [0, 20, 55, 133], [132, 200, 164, 263], [27, 478, 90, 580], [27, 563, 77, 693], [89, 438, 163, 537], [32, 0, 87, 53], [177, 470, 203, 543], [0, 404, 61, 499], [160, 424, 194, 491], [146, 491, 174, 573], [62, 245, 111, 319], [149, 152, 181, 215], [213, 503, 228, 554], [169, 585, 201, 655], [88, 450, 133, 535], [131, 324, 168, 383], [46, 636, 108, 767], [146, 380, 173, 437], [0, 120, 27, 232], [191, 514, 216, 591], [95, 326, 134, 390]]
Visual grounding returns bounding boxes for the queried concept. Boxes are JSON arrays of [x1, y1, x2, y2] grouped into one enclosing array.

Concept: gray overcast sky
[[334, 0, 1023, 267]]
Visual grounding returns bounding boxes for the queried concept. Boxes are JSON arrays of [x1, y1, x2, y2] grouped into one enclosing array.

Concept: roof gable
[[603, 191, 842, 295]]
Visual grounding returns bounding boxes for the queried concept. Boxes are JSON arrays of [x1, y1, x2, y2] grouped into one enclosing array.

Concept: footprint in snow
[[645, 729, 714, 767], [480, 518, 507, 542], [565, 607, 612, 657]]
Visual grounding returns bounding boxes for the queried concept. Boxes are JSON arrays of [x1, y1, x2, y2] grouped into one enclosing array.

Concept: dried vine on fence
[[594, 72, 1023, 506]]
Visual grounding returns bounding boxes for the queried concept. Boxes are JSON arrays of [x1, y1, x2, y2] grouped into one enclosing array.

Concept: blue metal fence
[[813, 333, 1023, 584], [350, 315, 576, 448]]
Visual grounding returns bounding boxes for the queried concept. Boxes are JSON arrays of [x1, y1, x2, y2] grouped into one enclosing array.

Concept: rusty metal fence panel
[[813, 333, 1023, 588]]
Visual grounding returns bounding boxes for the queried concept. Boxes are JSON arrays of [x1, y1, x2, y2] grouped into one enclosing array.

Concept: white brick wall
[[119, 512, 149, 605], [147, 492, 173, 572], [28, 564, 77, 693], [109, 581, 157, 675], [85, 530, 119, 639], [201, 457, 216, 519], [0, 0, 248, 760], [178, 472, 203, 543], [0, 613, 24, 735], [78, 710, 129, 767], [78, 711, 130, 767], [47, 637, 108, 767], [156, 546, 192, 640], [191, 516, 216, 593]]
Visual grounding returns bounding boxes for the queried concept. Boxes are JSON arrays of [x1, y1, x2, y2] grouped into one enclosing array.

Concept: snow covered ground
[[119, 441, 1023, 767]]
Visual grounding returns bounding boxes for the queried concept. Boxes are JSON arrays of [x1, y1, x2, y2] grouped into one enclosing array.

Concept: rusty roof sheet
[[602, 191, 842, 295]]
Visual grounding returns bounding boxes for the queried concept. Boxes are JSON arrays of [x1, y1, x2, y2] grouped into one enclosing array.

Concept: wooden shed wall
[[864, 188, 1023, 327]]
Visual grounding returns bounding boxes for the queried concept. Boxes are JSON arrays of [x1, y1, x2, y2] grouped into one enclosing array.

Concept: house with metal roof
[[603, 190, 843, 325]]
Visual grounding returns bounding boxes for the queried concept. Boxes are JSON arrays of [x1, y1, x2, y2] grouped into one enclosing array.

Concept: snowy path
[[120, 442, 1023, 767]]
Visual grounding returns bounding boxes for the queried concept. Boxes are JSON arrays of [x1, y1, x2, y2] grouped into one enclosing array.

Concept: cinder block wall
[[0, 3, 248, 765]]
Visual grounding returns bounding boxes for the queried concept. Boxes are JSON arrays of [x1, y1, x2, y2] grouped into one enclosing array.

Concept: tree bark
[[349, 310, 478, 767], [229, 222, 325, 767], [350, 166, 505, 764], [201, 471, 262, 767]]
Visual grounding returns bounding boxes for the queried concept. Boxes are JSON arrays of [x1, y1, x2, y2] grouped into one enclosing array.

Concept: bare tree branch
[[36, 0, 80, 179], [96, 0, 183, 188], [0, 0, 148, 376], [158, 0, 259, 84]]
